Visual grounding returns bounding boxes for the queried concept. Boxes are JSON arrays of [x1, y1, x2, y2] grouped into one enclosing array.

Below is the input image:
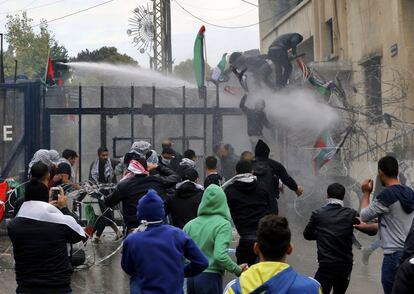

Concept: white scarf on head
[[17, 200, 85, 237], [28, 149, 60, 175]]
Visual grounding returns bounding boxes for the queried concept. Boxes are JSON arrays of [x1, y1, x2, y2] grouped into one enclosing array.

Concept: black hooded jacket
[[252, 140, 298, 201], [224, 178, 276, 236], [269, 33, 304, 55], [105, 166, 180, 230], [165, 181, 203, 229]]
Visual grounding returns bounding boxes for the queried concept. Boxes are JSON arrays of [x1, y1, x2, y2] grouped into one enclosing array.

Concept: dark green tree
[[71, 47, 138, 65]]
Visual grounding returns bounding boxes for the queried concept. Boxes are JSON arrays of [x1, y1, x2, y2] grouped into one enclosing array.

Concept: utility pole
[[0, 33, 4, 83], [152, 0, 172, 73]]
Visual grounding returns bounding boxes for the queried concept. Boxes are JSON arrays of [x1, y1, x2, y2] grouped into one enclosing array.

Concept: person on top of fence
[[229, 52, 274, 89], [267, 33, 303, 88]]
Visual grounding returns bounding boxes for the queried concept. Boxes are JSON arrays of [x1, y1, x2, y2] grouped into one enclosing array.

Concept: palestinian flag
[[312, 128, 352, 173], [84, 203, 97, 237], [312, 132, 336, 173], [296, 57, 334, 95], [211, 53, 227, 82], [193, 26, 206, 89]]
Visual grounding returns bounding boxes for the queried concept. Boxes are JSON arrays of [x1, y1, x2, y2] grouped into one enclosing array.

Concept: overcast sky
[[0, 0, 260, 68]]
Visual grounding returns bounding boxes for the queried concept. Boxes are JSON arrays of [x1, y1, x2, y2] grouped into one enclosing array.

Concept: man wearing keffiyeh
[[105, 157, 180, 233], [89, 147, 116, 184]]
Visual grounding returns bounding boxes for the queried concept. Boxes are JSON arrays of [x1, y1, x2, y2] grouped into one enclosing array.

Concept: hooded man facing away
[[105, 157, 180, 233], [224, 215, 321, 294], [121, 189, 208, 294], [184, 184, 248, 293], [223, 160, 276, 266], [165, 168, 204, 229], [253, 140, 303, 214], [8, 178, 85, 294]]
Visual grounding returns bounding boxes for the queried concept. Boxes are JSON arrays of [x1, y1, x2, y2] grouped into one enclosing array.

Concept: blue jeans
[[381, 251, 403, 294], [187, 272, 223, 294]]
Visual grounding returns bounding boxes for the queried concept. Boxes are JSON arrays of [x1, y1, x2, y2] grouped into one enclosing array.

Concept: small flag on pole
[[312, 127, 352, 174], [46, 56, 55, 86]]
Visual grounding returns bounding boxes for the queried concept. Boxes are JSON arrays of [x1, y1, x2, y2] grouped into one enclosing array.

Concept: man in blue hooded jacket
[[121, 189, 208, 294]]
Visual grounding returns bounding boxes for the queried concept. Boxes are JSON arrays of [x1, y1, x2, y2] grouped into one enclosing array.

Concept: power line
[[31, 0, 115, 27], [174, 0, 291, 29], [0, 0, 66, 15], [176, 0, 244, 11], [240, 0, 258, 7], [24, 0, 40, 9]]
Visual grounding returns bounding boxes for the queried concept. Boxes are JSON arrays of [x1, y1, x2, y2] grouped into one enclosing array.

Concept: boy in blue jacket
[[121, 189, 208, 294], [224, 215, 321, 294]]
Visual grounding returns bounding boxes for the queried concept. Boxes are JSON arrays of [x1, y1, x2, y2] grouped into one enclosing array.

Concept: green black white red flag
[[193, 25, 206, 90]]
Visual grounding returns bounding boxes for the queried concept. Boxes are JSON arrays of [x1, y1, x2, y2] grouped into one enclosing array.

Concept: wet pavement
[[0, 196, 383, 294]]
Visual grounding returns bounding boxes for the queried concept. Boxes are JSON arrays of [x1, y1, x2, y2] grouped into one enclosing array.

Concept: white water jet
[[65, 62, 196, 87]]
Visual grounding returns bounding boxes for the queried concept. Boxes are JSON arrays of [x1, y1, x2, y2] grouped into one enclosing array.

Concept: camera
[[51, 187, 60, 201]]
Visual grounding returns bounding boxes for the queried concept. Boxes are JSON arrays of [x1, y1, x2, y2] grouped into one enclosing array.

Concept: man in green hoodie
[[184, 184, 247, 294]]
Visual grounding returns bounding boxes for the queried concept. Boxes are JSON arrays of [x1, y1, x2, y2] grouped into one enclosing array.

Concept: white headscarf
[[28, 149, 60, 174]]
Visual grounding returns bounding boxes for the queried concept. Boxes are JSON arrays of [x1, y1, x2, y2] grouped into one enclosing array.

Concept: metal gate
[[42, 84, 241, 181], [0, 81, 43, 180]]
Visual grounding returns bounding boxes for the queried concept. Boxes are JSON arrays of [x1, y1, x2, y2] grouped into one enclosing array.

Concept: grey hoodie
[[361, 185, 414, 254]]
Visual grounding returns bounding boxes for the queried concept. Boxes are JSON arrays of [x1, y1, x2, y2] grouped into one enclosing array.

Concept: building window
[[363, 56, 382, 122], [326, 18, 334, 54]]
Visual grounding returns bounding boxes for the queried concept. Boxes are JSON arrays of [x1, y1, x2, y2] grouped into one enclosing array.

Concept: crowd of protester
[[6, 139, 414, 294]]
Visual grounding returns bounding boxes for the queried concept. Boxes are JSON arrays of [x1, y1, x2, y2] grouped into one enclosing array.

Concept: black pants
[[267, 47, 292, 88], [236, 238, 258, 266], [93, 199, 116, 237], [315, 264, 352, 294]]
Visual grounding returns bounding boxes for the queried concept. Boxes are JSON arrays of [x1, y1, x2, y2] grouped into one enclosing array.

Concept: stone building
[[259, 0, 414, 160]]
